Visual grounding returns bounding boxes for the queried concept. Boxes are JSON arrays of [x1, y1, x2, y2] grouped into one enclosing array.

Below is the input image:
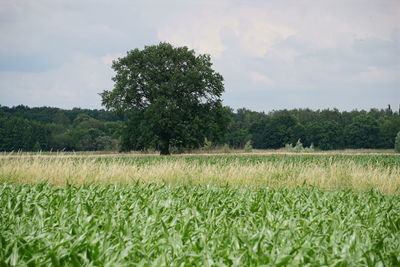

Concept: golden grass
[[0, 148, 396, 159], [1, 156, 399, 194]]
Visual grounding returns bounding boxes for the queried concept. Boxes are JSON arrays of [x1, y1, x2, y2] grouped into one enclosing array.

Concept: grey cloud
[[0, 0, 163, 72], [0, 0, 399, 111], [218, 22, 399, 110]]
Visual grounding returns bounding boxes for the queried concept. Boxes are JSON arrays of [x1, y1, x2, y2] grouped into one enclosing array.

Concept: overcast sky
[[0, 0, 399, 112]]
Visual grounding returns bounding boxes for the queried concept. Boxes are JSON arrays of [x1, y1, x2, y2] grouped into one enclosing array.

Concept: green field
[[1, 153, 400, 265]]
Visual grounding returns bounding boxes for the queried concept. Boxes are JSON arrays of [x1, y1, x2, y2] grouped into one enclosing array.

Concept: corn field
[[0, 154, 399, 265]]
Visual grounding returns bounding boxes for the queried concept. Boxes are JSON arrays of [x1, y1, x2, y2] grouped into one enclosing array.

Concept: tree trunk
[[160, 140, 170, 155]]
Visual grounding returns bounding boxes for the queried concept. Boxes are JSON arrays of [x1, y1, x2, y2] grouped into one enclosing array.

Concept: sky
[[0, 0, 399, 112]]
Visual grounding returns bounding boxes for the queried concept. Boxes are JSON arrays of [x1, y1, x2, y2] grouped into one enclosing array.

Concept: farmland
[[1, 153, 399, 193], [1, 153, 400, 265]]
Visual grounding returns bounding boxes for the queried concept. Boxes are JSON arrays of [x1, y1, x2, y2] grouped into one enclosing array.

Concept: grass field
[[1, 153, 400, 265], [1, 153, 399, 194]]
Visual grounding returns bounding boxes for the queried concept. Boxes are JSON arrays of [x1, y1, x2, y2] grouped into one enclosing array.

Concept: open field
[[0, 148, 397, 156], [1, 153, 399, 194], [1, 184, 399, 266], [1, 153, 399, 265]]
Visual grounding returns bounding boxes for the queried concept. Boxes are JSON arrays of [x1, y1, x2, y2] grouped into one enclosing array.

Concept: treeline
[[224, 106, 400, 150], [1, 105, 400, 151], [0, 105, 123, 151]]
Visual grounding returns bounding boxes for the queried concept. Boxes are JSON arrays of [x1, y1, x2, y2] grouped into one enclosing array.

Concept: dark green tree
[[0, 115, 49, 151], [344, 115, 380, 148], [395, 131, 400, 153], [224, 108, 260, 148], [262, 112, 300, 149], [378, 117, 400, 148], [225, 127, 251, 149], [101, 43, 229, 155], [49, 133, 70, 151], [304, 121, 343, 150], [54, 111, 70, 128]]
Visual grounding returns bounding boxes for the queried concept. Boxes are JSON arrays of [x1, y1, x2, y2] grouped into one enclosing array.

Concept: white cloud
[[355, 66, 399, 83], [157, 6, 296, 58], [157, 19, 226, 57], [249, 71, 275, 87]]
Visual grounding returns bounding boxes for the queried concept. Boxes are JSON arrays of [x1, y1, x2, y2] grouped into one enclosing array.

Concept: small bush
[[395, 131, 400, 153], [285, 139, 315, 153], [202, 138, 213, 152], [222, 144, 231, 153], [33, 141, 41, 152], [169, 146, 187, 154], [244, 140, 253, 152]]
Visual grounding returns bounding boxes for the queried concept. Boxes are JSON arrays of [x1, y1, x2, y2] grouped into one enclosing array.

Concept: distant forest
[[1, 105, 399, 152]]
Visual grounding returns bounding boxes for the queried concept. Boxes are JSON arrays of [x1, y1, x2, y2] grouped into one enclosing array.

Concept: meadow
[[1, 153, 399, 265], [1, 153, 399, 193]]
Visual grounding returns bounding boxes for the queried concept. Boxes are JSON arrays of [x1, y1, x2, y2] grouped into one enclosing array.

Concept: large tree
[[100, 43, 229, 155], [344, 115, 380, 148]]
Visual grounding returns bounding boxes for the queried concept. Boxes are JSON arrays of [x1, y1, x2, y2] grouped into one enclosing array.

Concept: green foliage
[[0, 184, 399, 265], [95, 136, 118, 151], [1, 104, 400, 152], [202, 138, 214, 152], [249, 111, 301, 149], [33, 141, 41, 151], [244, 140, 253, 152], [101, 43, 229, 155], [304, 121, 343, 150], [395, 131, 400, 153], [381, 117, 400, 148], [224, 108, 261, 149], [222, 144, 231, 153], [344, 115, 380, 148], [225, 127, 251, 149], [228, 107, 400, 151], [0, 115, 49, 151], [53, 111, 70, 127], [285, 139, 315, 153], [0, 105, 122, 123], [0, 106, 122, 152], [49, 133, 70, 151]]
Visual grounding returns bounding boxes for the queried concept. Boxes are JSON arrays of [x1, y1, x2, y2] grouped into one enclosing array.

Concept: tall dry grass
[[1, 156, 399, 194]]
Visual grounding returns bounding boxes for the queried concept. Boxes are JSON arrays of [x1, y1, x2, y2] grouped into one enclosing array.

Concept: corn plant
[[1, 184, 399, 266]]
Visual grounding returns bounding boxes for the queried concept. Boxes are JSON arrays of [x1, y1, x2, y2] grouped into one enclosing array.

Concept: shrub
[[169, 146, 187, 154], [395, 131, 400, 153], [222, 144, 231, 153], [285, 139, 315, 153], [202, 138, 213, 152], [244, 140, 253, 152], [33, 141, 41, 152]]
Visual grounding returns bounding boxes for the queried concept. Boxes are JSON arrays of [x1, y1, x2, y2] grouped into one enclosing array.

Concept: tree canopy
[[1, 105, 400, 152], [100, 43, 230, 155]]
